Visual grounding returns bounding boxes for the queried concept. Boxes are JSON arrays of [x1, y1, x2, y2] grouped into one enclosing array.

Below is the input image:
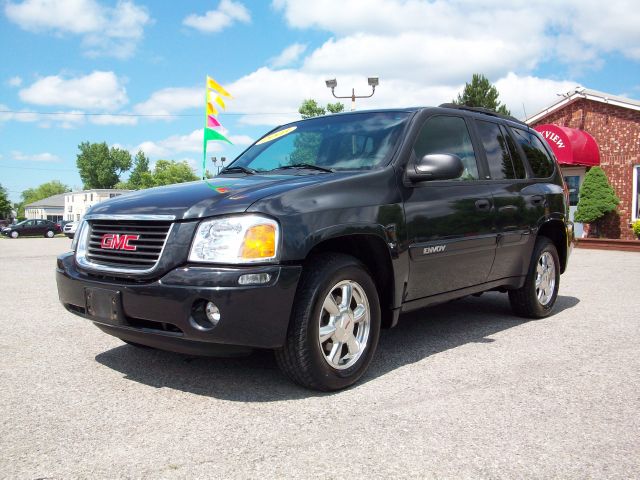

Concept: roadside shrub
[[574, 167, 619, 237], [633, 220, 640, 239]]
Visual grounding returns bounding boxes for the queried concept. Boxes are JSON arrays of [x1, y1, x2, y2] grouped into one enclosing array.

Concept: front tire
[[276, 253, 381, 391], [509, 237, 560, 318], [45, 230, 54, 238], [10, 231, 18, 239]]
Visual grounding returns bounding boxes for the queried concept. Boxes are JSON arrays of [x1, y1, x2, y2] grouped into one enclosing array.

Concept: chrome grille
[[85, 220, 172, 269]]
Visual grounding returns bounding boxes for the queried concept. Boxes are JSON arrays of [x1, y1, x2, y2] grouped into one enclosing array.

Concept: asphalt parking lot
[[0, 237, 638, 478]]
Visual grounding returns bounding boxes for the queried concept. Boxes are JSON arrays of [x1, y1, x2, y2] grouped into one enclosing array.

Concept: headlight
[[71, 221, 87, 251], [189, 215, 280, 264]]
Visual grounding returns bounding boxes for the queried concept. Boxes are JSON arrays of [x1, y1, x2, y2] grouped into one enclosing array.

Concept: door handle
[[475, 199, 492, 211], [530, 195, 545, 206]]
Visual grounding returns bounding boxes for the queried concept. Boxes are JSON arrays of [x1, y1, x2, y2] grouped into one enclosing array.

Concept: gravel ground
[[0, 237, 639, 479]]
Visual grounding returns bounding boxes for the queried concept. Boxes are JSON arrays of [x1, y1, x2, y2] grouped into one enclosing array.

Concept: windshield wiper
[[271, 163, 334, 173], [219, 165, 256, 175]]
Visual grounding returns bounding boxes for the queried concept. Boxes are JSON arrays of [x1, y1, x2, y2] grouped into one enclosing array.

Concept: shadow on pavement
[[95, 293, 579, 402]]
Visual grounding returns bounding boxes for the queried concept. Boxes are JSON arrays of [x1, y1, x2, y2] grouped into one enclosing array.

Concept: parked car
[[56, 105, 573, 391], [63, 221, 79, 239], [2, 219, 61, 238]]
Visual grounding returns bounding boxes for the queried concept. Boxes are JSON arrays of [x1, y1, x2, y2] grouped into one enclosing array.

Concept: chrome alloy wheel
[[535, 251, 556, 306], [318, 280, 371, 370]]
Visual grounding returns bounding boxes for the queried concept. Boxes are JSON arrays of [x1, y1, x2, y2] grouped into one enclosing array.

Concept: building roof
[[527, 87, 640, 124], [67, 188, 132, 194], [25, 193, 66, 209]]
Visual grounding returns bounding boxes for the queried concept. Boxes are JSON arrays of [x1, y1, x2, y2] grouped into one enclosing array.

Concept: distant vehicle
[[2, 219, 61, 238], [63, 221, 79, 239]]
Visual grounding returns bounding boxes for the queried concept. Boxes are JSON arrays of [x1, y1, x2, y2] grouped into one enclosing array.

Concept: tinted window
[[476, 120, 515, 179], [413, 115, 479, 180], [511, 128, 555, 178], [500, 125, 526, 178], [232, 112, 410, 172]]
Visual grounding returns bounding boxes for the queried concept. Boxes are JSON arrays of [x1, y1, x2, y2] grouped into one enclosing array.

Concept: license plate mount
[[85, 288, 123, 325]]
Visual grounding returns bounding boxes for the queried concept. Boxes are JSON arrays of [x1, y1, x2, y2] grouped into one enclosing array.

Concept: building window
[[564, 175, 581, 206], [633, 165, 640, 221]]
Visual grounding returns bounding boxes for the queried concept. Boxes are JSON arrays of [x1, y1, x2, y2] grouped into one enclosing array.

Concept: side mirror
[[407, 153, 464, 182]]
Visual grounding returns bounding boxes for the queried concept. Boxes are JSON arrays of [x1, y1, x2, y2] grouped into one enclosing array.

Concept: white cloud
[[274, 0, 640, 64], [19, 71, 128, 111], [0, 103, 39, 123], [495, 73, 578, 120], [133, 128, 253, 159], [133, 86, 200, 116], [270, 43, 307, 68], [7, 76, 22, 87], [303, 32, 541, 85], [4, 0, 151, 59], [11, 150, 61, 162], [136, 129, 204, 157], [183, 0, 250, 34]]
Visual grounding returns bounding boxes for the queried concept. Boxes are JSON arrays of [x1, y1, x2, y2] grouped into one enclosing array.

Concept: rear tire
[[509, 237, 560, 318], [45, 230, 54, 238], [276, 253, 381, 391]]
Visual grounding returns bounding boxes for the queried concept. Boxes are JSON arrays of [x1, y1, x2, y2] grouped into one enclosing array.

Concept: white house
[[64, 189, 131, 222], [25, 193, 66, 222]]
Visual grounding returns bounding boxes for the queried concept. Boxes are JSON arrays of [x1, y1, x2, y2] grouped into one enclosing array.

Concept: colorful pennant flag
[[206, 101, 218, 116], [207, 115, 221, 128], [207, 76, 233, 98], [203, 75, 233, 180]]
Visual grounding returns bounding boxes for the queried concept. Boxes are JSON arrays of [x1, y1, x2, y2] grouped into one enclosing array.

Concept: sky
[[1, 0, 639, 202]]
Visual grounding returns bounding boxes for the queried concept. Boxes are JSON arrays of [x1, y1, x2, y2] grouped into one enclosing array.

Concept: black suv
[[56, 105, 573, 391]]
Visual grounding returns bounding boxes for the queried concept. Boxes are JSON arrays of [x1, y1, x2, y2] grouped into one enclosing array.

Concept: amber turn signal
[[240, 224, 276, 259]]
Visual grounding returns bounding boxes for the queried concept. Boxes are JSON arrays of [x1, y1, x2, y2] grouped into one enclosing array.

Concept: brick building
[[527, 88, 640, 240]]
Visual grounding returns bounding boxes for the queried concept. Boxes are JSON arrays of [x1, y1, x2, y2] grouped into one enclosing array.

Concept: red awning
[[534, 124, 600, 166]]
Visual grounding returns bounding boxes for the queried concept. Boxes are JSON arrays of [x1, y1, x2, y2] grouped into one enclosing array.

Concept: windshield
[[229, 112, 410, 173]]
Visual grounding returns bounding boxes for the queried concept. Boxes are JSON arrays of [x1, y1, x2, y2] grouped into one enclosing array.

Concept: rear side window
[[511, 128, 555, 178], [413, 115, 479, 180], [475, 120, 516, 180], [500, 125, 526, 178]]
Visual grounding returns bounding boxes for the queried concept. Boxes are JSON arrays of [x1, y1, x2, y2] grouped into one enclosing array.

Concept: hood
[[87, 174, 334, 220]]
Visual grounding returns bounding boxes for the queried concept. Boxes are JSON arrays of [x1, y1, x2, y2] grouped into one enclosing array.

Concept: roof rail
[[438, 103, 527, 126]]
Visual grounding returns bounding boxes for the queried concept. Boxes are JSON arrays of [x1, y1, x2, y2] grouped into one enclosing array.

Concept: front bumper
[[56, 252, 302, 354]]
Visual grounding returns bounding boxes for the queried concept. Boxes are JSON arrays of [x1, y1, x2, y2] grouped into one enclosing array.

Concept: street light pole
[[325, 77, 379, 111]]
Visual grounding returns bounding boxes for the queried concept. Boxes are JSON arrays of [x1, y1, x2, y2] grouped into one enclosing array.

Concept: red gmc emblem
[[100, 234, 139, 251]]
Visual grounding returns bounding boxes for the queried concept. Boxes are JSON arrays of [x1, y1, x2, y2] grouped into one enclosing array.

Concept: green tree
[[326, 102, 345, 114], [128, 150, 153, 189], [574, 166, 619, 236], [16, 180, 70, 217], [298, 99, 345, 119], [453, 73, 511, 116], [151, 160, 199, 186], [76, 142, 132, 189], [0, 184, 12, 219]]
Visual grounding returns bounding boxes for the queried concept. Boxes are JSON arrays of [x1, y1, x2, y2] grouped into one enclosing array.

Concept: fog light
[[238, 273, 271, 285], [205, 302, 221, 325]]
